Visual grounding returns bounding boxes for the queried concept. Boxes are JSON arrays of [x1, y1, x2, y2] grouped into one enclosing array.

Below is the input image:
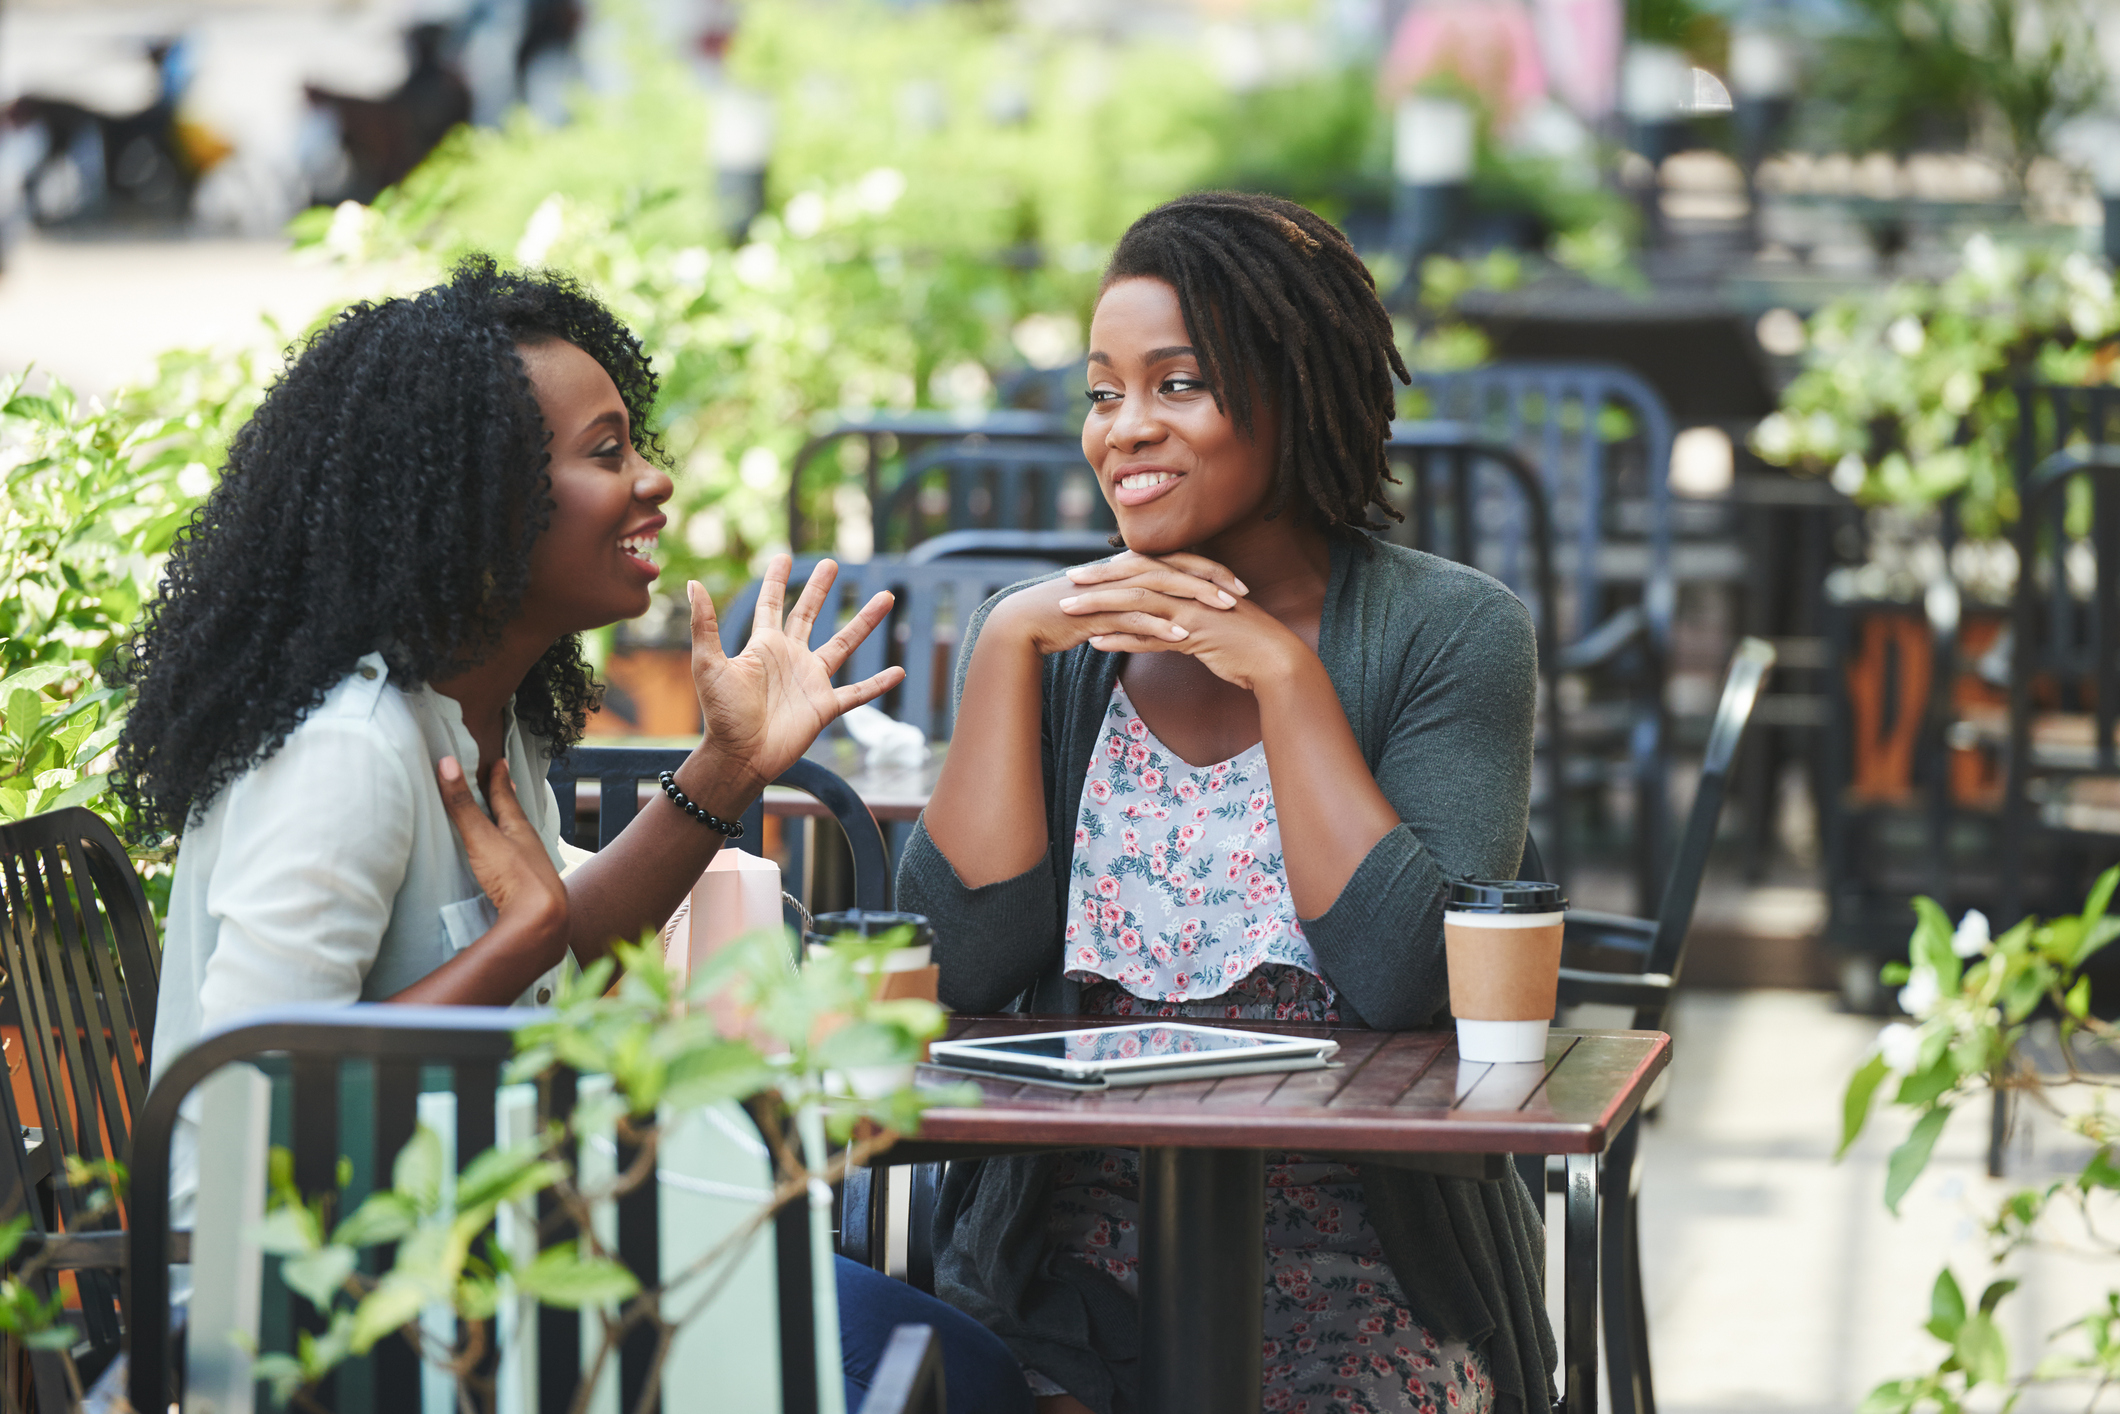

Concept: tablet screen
[[968, 1025, 1291, 1065]]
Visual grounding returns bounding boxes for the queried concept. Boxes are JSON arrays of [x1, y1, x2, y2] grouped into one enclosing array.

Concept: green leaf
[[392, 1125, 445, 1212], [253, 1352, 307, 1404], [348, 1276, 430, 1354], [2067, 975, 2093, 1020], [1956, 1311, 2008, 1386], [2082, 1147, 2120, 1191], [0, 664, 70, 698], [282, 1244, 357, 1311], [1895, 1058, 1959, 1109], [2082, 865, 2120, 930], [35, 773, 109, 815], [0, 1215, 31, 1267], [2076, 915, 2120, 969], [252, 1204, 320, 1256], [331, 1191, 419, 1249], [662, 1039, 775, 1110], [1928, 1268, 1967, 1341], [1886, 1106, 1951, 1215], [1858, 1378, 1922, 1414], [1911, 896, 1963, 994], [514, 1243, 642, 1309], [1978, 1278, 2019, 1315], [454, 1144, 563, 1216], [1841, 1053, 1890, 1157]]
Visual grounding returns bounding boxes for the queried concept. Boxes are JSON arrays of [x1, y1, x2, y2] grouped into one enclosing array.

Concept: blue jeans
[[836, 1256, 1032, 1414]]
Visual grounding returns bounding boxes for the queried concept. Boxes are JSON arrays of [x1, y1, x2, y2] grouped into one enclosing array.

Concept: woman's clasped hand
[[1043, 549, 1304, 694]]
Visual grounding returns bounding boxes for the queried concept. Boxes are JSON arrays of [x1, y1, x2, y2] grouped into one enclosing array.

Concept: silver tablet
[[927, 1022, 1339, 1089]]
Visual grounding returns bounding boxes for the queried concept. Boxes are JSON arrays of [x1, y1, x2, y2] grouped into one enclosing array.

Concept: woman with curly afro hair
[[118, 257, 1037, 1412]]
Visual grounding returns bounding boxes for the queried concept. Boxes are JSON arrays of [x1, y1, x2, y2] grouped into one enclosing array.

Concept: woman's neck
[[429, 623, 556, 767], [1191, 515, 1332, 623]]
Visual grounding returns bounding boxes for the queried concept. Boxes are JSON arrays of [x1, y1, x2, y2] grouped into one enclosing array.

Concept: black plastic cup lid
[[1446, 879, 1567, 913], [806, 910, 933, 941]]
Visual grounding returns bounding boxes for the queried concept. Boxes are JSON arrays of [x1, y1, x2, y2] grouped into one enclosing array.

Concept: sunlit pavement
[[1618, 989, 2104, 1414]]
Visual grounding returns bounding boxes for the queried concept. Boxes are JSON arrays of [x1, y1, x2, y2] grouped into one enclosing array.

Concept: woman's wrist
[[673, 743, 765, 821]]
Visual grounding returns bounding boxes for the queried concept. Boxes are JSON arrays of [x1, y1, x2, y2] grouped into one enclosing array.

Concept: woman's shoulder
[[1345, 537, 1533, 632]]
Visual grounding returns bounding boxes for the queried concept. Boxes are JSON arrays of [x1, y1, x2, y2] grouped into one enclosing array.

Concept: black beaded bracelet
[[658, 770, 746, 840]]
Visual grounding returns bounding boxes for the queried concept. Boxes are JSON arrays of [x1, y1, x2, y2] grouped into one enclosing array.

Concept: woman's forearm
[[387, 909, 567, 1005], [922, 618, 1051, 887], [557, 744, 757, 964], [1255, 653, 1402, 918]]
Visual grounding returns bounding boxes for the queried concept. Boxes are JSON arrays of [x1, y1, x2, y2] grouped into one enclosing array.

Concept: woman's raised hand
[[686, 555, 906, 796], [435, 756, 567, 943]]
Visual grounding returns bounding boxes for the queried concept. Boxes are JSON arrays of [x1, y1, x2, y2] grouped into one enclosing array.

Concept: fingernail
[[1217, 591, 1235, 607], [1168, 625, 1188, 639], [1059, 596, 1078, 609], [1233, 578, 1249, 595], [1066, 566, 1087, 580], [439, 756, 461, 781]]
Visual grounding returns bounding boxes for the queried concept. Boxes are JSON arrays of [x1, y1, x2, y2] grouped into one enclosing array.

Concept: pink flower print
[[1247, 871, 1267, 891], [1213, 760, 1231, 777], [1186, 884, 1205, 904], [1118, 1036, 1140, 1057], [1149, 856, 1166, 877], [1394, 1345, 1413, 1360], [1177, 933, 1197, 956], [1075, 826, 1089, 848], [1446, 1389, 1460, 1409], [1175, 825, 1199, 852], [1073, 946, 1097, 968], [1151, 806, 1170, 820], [1095, 874, 1120, 900], [1180, 916, 1200, 937], [1139, 767, 1162, 792], [1121, 827, 1140, 855], [1359, 1316, 1387, 1335], [1088, 778, 1112, 804], [1118, 927, 1141, 953], [1258, 881, 1281, 902], [1230, 849, 1255, 869], [1176, 779, 1197, 801], [1171, 974, 1188, 992], [1149, 940, 1174, 964], [1065, 921, 1079, 941], [1125, 716, 1148, 741], [1194, 804, 1210, 822], [1295, 1337, 1317, 1356], [1125, 743, 1150, 770], [1371, 1354, 1394, 1378], [1222, 954, 1245, 979], [1423, 1332, 1439, 1351], [1100, 901, 1124, 928], [1248, 791, 1269, 813], [1105, 738, 1122, 760], [1339, 1358, 1362, 1379], [1119, 962, 1154, 989]]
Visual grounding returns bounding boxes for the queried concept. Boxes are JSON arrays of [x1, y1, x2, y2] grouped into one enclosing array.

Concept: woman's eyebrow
[[581, 409, 627, 439], [1085, 346, 1197, 367]]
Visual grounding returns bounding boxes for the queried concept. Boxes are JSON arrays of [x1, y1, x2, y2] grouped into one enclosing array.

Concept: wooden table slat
[[910, 1019, 1671, 1155]]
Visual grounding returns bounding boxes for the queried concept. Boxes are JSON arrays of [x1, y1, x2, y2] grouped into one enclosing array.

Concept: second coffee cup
[[1443, 879, 1567, 1064]]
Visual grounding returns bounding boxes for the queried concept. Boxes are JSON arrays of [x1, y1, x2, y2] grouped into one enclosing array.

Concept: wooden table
[[891, 1016, 1671, 1414]]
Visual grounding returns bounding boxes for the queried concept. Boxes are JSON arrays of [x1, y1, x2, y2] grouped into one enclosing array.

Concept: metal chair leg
[[1600, 1117, 1653, 1414], [1564, 1153, 1600, 1414]]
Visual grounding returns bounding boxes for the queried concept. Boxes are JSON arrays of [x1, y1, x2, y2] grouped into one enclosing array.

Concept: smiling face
[[1082, 277, 1280, 557], [513, 339, 673, 636]]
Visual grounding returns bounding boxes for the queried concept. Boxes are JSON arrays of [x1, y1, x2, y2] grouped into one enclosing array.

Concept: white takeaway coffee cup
[[1444, 879, 1568, 1064]]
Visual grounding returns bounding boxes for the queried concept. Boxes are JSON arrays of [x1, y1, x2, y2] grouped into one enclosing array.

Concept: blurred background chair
[[1409, 362, 1680, 914], [1527, 636, 1775, 1414], [0, 806, 162, 1397]]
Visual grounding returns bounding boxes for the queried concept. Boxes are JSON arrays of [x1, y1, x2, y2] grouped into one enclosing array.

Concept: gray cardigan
[[896, 535, 1558, 1414]]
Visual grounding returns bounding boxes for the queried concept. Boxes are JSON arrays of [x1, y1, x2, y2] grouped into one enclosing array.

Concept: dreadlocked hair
[[114, 255, 662, 837], [1102, 191, 1408, 534]]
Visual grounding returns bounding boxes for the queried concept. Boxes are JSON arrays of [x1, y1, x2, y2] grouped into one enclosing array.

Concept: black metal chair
[[902, 528, 1115, 566], [786, 411, 1078, 552], [0, 806, 163, 1395], [126, 1006, 945, 1414], [870, 439, 1112, 554], [1383, 422, 1577, 890], [547, 746, 891, 917], [718, 557, 1066, 747], [1523, 635, 1776, 1414], [1406, 364, 1680, 913]]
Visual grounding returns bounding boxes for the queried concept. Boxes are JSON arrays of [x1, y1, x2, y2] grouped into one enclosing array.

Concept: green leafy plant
[[250, 927, 969, 1414], [1841, 867, 2120, 1411], [0, 359, 259, 837], [1751, 234, 2120, 535]]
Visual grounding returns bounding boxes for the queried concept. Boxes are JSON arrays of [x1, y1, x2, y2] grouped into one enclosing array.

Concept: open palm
[[686, 555, 905, 794]]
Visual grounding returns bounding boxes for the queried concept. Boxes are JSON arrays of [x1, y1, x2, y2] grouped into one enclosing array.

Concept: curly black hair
[[115, 256, 663, 836], [1102, 191, 1409, 533]]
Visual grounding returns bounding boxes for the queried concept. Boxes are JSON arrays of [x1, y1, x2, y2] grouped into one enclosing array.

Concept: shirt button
[[536, 987, 552, 1004], [358, 665, 378, 680]]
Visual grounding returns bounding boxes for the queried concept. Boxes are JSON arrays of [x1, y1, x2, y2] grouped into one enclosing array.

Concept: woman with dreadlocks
[[118, 257, 1034, 1413], [898, 193, 1553, 1414]]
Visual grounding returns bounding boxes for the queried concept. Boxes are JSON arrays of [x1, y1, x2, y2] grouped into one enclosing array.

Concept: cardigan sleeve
[[895, 574, 1073, 1014], [1299, 578, 1538, 1030]]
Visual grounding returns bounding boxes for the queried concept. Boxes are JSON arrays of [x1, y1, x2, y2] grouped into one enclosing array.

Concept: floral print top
[[1064, 682, 1331, 1006]]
